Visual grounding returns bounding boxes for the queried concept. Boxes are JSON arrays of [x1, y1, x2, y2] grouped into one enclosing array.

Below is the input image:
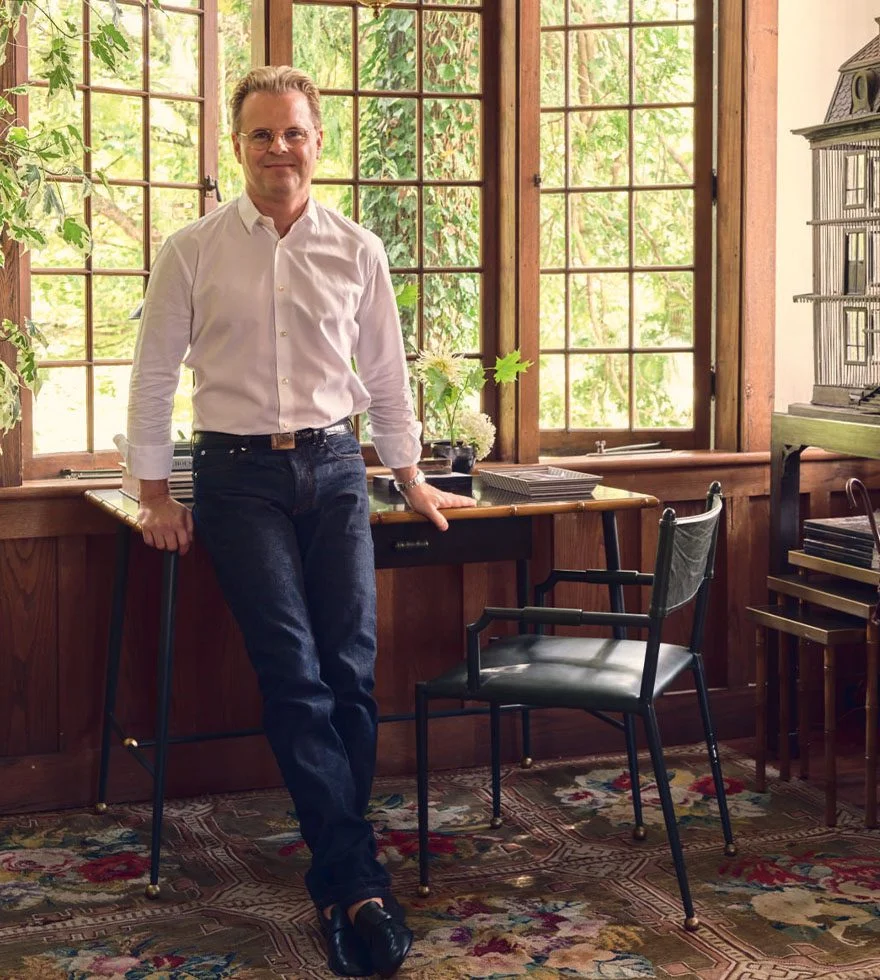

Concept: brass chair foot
[[144, 883, 161, 899], [520, 756, 533, 769], [489, 816, 503, 829], [723, 842, 738, 857], [417, 884, 430, 897], [632, 825, 647, 841], [684, 916, 700, 931], [123, 737, 138, 749], [94, 802, 108, 814]]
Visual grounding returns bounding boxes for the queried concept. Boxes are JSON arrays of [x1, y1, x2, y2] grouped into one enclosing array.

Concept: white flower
[[457, 409, 496, 460]]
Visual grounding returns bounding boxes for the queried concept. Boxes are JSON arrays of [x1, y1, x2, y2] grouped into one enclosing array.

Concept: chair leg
[[643, 706, 698, 930], [865, 622, 878, 829], [755, 624, 767, 793], [778, 634, 792, 782], [623, 714, 645, 840], [415, 684, 431, 895], [490, 702, 502, 828], [692, 655, 736, 854], [519, 708, 533, 768], [146, 551, 179, 900], [823, 645, 837, 827]]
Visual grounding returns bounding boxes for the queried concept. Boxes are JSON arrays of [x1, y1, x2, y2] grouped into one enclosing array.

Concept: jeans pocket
[[192, 446, 241, 478], [324, 432, 363, 461]]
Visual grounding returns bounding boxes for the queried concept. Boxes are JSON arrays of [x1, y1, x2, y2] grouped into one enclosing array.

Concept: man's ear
[[232, 134, 242, 164]]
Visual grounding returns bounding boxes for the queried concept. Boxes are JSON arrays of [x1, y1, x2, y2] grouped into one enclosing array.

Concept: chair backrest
[[640, 481, 723, 700]]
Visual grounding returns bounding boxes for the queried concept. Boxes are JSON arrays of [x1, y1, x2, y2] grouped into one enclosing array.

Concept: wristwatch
[[393, 470, 426, 494]]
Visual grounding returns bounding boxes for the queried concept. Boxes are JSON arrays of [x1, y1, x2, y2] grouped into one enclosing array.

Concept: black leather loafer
[[318, 905, 372, 978], [352, 900, 413, 978]]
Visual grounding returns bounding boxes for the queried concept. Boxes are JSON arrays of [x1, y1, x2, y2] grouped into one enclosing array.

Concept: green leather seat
[[414, 481, 736, 932]]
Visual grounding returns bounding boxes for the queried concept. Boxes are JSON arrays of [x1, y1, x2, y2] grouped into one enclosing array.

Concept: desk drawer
[[372, 516, 531, 569]]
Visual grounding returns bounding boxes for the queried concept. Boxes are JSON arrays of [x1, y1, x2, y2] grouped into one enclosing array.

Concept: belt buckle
[[270, 432, 296, 450]]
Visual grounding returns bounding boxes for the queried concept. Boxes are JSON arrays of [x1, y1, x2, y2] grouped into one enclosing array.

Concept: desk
[[85, 479, 658, 895]]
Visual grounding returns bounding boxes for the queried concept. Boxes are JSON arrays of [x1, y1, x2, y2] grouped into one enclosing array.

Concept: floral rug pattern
[[1, 745, 879, 979]]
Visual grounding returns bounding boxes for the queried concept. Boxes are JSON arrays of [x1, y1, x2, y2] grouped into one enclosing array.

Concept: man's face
[[233, 90, 323, 207]]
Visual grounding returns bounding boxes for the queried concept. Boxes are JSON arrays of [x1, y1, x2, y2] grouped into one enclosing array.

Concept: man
[[126, 65, 476, 978]]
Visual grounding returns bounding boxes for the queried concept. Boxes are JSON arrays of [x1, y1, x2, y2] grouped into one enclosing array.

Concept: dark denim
[[191, 428, 390, 910]]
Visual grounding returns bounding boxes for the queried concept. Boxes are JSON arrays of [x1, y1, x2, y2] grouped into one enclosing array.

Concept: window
[[844, 151, 866, 208], [288, 0, 487, 450], [536, 0, 712, 452], [21, 0, 251, 479], [845, 307, 868, 364], [845, 230, 866, 294]]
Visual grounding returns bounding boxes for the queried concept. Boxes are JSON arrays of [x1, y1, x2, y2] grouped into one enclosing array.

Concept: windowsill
[[0, 446, 860, 501]]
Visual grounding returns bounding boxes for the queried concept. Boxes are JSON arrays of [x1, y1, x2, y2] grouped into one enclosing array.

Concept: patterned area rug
[[2, 744, 879, 979]]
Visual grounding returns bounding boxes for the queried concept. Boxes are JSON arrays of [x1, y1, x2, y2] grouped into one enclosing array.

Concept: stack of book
[[802, 513, 880, 570]]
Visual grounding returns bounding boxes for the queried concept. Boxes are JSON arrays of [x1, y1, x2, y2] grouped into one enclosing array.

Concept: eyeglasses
[[236, 127, 311, 149]]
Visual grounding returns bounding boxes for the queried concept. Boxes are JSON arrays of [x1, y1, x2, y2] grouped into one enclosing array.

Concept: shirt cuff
[[126, 441, 175, 480]]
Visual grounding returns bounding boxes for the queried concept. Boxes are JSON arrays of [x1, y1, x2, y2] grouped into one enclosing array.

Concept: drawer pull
[[391, 539, 430, 551]]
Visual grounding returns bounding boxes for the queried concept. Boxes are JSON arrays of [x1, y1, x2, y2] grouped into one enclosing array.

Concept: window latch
[[203, 175, 222, 202]]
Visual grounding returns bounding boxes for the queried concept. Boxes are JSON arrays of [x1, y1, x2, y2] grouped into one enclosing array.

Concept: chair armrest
[[534, 568, 653, 602]]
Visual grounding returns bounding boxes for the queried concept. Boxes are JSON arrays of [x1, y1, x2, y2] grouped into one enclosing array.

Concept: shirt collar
[[237, 193, 319, 235]]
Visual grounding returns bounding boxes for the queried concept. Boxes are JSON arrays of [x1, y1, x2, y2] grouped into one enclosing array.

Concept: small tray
[[479, 465, 602, 498]]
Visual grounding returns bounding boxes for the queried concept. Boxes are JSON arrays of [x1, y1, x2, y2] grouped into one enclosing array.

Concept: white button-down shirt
[[126, 194, 422, 479]]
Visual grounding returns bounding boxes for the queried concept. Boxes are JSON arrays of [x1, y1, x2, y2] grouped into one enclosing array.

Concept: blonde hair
[[230, 66, 322, 133]]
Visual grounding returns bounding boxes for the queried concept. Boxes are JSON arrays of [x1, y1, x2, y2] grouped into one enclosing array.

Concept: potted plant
[[412, 344, 531, 472], [0, 1, 130, 461]]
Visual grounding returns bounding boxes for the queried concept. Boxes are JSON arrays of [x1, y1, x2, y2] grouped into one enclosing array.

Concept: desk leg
[[516, 556, 533, 767], [96, 526, 132, 811], [146, 550, 179, 898], [866, 621, 878, 829]]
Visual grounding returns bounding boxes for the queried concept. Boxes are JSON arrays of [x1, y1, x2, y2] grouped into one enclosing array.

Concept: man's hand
[[137, 483, 194, 555], [401, 480, 476, 531]]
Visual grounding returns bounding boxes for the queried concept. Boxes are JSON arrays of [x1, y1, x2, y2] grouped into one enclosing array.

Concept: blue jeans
[[191, 429, 390, 910]]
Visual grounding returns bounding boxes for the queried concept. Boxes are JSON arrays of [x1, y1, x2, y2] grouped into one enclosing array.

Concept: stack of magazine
[[802, 513, 880, 570], [480, 465, 602, 499]]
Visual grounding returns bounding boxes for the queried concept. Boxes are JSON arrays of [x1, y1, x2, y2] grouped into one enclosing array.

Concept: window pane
[[93, 276, 145, 359], [92, 186, 145, 271], [570, 192, 629, 267], [633, 107, 693, 184], [360, 186, 418, 267], [91, 93, 144, 180], [634, 271, 693, 347], [541, 112, 566, 189], [634, 189, 692, 265], [27, 87, 83, 174], [541, 193, 566, 268], [150, 9, 200, 96], [293, 3, 353, 89], [90, 2, 143, 89], [570, 0, 629, 23], [218, 0, 253, 199], [31, 275, 86, 360], [392, 273, 420, 354], [571, 272, 628, 347], [633, 352, 692, 427], [28, 0, 83, 82], [424, 187, 480, 267], [94, 364, 132, 450], [570, 109, 628, 186], [151, 188, 201, 262], [423, 11, 480, 94], [423, 273, 480, 352], [151, 99, 200, 183], [542, 0, 565, 27], [359, 97, 417, 179], [318, 96, 355, 179], [540, 273, 566, 349], [541, 32, 565, 105], [32, 366, 87, 454], [539, 353, 566, 428], [424, 99, 480, 181], [569, 29, 628, 106], [28, 182, 86, 269], [634, 0, 695, 21], [633, 25, 693, 105], [359, 8, 417, 91], [312, 183, 354, 217], [570, 353, 628, 427]]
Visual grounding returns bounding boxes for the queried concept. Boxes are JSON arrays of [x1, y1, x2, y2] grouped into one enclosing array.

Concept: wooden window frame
[[1, 0, 776, 486]]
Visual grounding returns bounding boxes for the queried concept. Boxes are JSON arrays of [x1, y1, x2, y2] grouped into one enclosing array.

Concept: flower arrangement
[[412, 344, 530, 461]]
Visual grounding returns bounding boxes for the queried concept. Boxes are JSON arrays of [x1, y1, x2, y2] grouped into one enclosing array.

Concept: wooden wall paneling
[[723, 494, 755, 690], [0, 538, 58, 757]]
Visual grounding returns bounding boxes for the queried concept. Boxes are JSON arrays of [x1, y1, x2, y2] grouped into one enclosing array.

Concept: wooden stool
[[747, 603, 867, 827]]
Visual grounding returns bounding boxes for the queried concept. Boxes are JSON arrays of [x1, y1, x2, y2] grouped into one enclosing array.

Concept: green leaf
[[494, 349, 532, 384], [394, 281, 419, 311], [60, 215, 90, 249]]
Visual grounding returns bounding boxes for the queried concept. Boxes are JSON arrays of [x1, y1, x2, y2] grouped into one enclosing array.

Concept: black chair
[[415, 481, 735, 930]]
